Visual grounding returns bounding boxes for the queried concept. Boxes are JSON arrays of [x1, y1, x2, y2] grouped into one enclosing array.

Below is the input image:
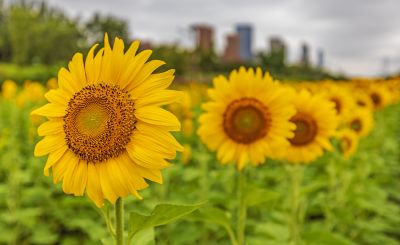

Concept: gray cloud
[[43, 0, 400, 76]]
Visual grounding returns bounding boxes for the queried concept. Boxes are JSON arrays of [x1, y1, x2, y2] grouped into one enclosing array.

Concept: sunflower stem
[[237, 169, 247, 245], [115, 198, 124, 245], [288, 164, 303, 245]]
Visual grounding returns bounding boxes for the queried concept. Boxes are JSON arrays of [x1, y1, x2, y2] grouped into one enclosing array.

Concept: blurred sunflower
[[285, 90, 338, 164], [336, 129, 358, 159], [32, 34, 183, 207], [1, 80, 18, 100], [198, 67, 296, 170], [346, 108, 374, 137], [322, 85, 354, 120], [354, 92, 373, 109], [368, 84, 392, 109]]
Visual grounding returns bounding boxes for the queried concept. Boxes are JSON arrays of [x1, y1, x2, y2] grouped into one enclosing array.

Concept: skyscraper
[[317, 49, 324, 69], [223, 34, 241, 63], [236, 24, 253, 61], [300, 42, 310, 67], [192, 24, 214, 52], [269, 37, 286, 65]]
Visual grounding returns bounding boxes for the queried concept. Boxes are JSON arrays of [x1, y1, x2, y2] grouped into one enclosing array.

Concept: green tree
[[85, 13, 130, 45]]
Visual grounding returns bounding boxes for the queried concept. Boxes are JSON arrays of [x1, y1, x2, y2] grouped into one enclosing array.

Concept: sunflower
[[284, 90, 338, 164], [198, 67, 296, 170], [322, 85, 354, 120], [1, 80, 18, 100], [32, 34, 183, 207], [336, 129, 359, 159], [367, 84, 392, 109], [345, 107, 374, 137], [353, 91, 373, 109]]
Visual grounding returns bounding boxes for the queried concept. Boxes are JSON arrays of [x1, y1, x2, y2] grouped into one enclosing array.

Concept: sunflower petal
[[135, 106, 180, 131], [31, 103, 66, 118]]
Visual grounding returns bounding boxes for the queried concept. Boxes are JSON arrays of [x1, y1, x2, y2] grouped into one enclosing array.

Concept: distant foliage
[[0, 0, 130, 66]]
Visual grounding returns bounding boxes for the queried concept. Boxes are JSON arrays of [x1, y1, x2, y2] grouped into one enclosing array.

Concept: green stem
[[237, 170, 247, 245], [225, 225, 239, 245], [288, 164, 303, 245], [115, 198, 124, 245], [99, 204, 116, 237]]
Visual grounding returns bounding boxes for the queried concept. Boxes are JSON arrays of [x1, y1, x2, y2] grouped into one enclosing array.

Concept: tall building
[[236, 24, 253, 60], [223, 34, 241, 63], [269, 37, 286, 64], [192, 24, 214, 52], [300, 42, 310, 67], [317, 49, 324, 69]]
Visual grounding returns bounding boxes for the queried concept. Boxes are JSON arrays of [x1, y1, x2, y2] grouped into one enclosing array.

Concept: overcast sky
[[44, 0, 400, 77]]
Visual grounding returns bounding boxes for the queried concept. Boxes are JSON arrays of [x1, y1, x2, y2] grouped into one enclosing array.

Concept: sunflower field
[[0, 34, 400, 245]]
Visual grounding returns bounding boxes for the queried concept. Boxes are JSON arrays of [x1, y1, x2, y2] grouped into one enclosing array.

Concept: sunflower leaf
[[128, 202, 204, 237]]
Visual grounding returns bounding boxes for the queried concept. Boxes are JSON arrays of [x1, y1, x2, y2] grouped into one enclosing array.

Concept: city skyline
[[44, 0, 400, 77]]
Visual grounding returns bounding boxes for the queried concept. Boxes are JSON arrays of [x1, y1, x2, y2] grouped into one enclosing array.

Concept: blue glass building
[[236, 24, 253, 61]]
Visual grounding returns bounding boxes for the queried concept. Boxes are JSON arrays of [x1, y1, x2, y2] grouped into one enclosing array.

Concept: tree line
[[0, 0, 129, 66]]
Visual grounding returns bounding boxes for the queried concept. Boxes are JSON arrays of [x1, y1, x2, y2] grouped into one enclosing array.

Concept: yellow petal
[[135, 122, 184, 152], [37, 119, 64, 136], [31, 103, 66, 118], [87, 163, 104, 207], [62, 157, 80, 194], [119, 50, 153, 90], [53, 150, 75, 183], [105, 158, 130, 197], [135, 90, 183, 108], [126, 60, 166, 91], [44, 145, 68, 176], [44, 89, 70, 106], [34, 135, 65, 157], [68, 53, 87, 86], [130, 69, 175, 98], [135, 106, 180, 131], [125, 141, 171, 169], [98, 163, 118, 204], [85, 44, 101, 84]]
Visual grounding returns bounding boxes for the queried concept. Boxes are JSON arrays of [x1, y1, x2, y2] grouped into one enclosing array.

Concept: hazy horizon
[[42, 0, 400, 77]]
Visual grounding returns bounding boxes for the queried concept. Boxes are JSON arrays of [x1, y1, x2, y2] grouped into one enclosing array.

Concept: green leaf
[[128, 202, 204, 237], [130, 228, 155, 245], [302, 229, 357, 245], [244, 185, 280, 207], [188, 206, 231, 228]]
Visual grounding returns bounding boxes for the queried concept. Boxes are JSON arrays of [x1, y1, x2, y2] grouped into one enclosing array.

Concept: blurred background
[[0, 0, 399, 245]]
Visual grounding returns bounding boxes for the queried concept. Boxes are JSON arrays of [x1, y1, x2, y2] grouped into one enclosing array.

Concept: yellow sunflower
[[346, 107, 374, 137], [322, 85, 354, 120], [367, 84, 392, 109], [198, 67, 296, 170], [1, 80, 18, 100], [284, 90, 338, 164], [353, 91, 373, 109], [336, 129, 359, 159], [32, 34, 183, 207]]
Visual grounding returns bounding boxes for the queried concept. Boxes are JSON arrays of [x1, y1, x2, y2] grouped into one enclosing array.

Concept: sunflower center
[[223, 98, 271, 144], [357, 100, 366, 107], [63, 83, 135, 163], [370, 93, 381, 107], [341, 137, 352, 151], [289, 113, 318, 146], [350, 119, 362, 132], [330, 98, 341, 114]]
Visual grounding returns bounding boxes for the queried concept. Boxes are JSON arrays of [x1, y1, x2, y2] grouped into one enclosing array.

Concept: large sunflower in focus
[[198, 67, 296, 170], [32, 34, 183, 207], [285, 90, 338, 164]]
